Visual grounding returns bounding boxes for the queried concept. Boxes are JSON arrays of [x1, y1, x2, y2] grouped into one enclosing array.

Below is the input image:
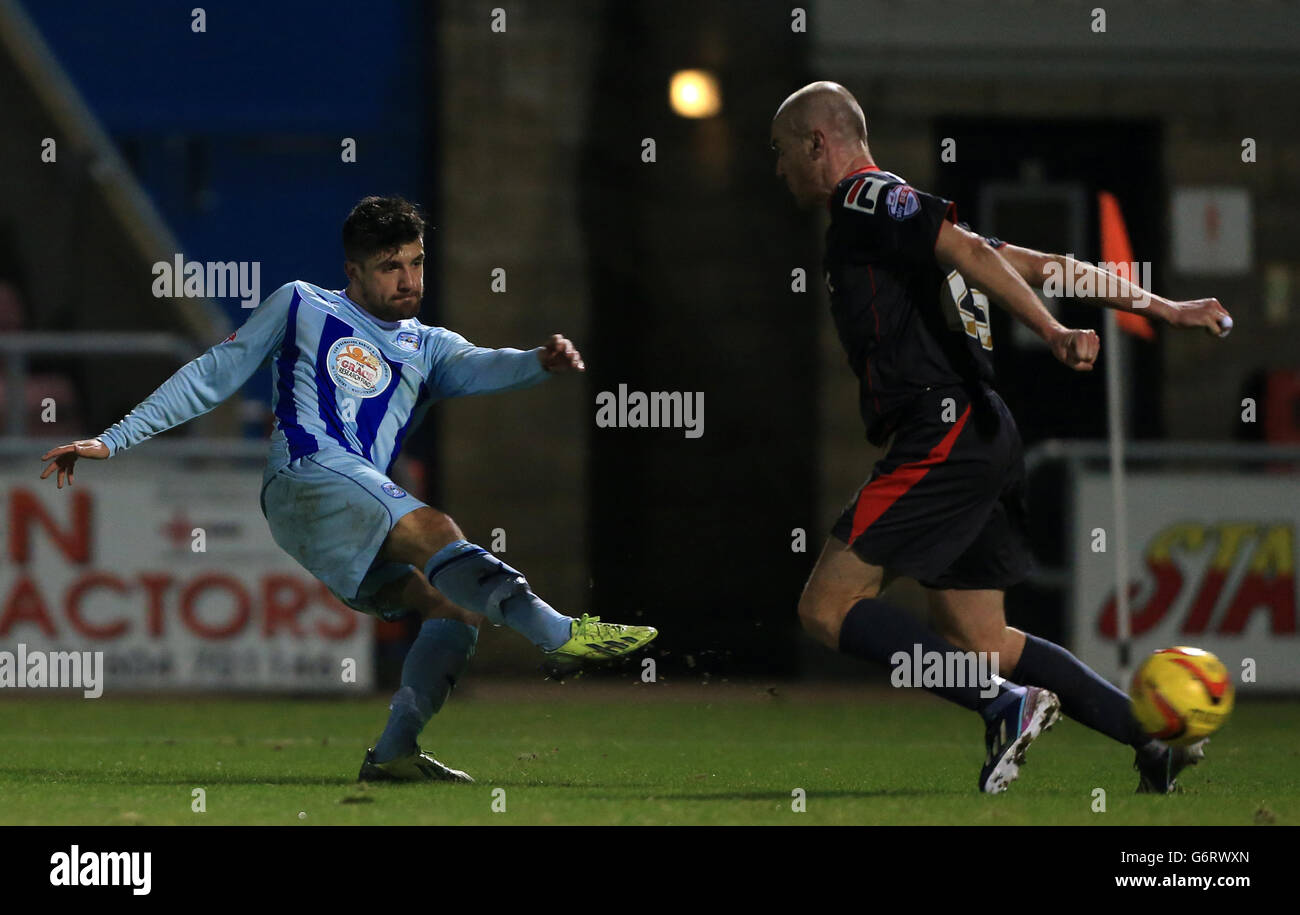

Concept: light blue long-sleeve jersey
[[98, 281, 549, 477]]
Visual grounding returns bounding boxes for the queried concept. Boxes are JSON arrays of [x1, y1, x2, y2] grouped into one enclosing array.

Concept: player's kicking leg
[[927, 588, 1207, 794], [380, 508, 657, 666], [798, 539, 1059, 793], [264, 451, 654, 783]]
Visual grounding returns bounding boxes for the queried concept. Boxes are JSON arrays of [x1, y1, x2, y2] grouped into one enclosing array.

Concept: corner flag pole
[[1097, 191, 1147, 685], [1104, 306, 1132, 686]]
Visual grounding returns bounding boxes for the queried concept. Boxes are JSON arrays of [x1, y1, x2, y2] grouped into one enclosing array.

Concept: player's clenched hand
[[538, 334, 585, 373], [39, 438, 109, 489], [1048, 327, 1100, 372], [1163, 297, 1233, 338]]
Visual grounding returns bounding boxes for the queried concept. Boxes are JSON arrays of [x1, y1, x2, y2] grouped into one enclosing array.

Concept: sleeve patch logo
[[886, 184, 920, 220], [381, 482, 407, 499], [327, 337, 392, 398]]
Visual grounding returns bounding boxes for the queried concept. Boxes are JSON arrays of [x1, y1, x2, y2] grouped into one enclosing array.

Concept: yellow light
[[669, 70, 721, 119]]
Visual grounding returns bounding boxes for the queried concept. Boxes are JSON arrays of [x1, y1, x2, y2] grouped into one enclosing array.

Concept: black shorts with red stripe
[[830, 382, 1034, 591]]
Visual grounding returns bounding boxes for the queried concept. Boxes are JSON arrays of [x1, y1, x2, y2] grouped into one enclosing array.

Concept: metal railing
[[0, 437, 268, 461], [0, 332, 198, 438]]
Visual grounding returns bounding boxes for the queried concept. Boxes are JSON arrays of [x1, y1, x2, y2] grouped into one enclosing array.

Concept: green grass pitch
[[1, 682, 1295, 825]]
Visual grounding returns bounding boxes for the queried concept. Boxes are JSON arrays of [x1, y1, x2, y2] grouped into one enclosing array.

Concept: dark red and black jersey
[[824, 166, 1005, 446]]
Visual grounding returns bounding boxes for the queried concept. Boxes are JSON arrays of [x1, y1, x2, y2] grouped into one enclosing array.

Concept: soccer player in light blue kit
[[40, 196, 658, 782]]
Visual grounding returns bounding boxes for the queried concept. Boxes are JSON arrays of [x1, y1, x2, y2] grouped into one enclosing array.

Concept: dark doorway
[[933, 118, 1165, 445]]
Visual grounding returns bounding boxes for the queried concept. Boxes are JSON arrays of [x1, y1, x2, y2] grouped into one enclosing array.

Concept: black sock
[[838, 597, 1011, 713], [1012, 633, 1147, 747]]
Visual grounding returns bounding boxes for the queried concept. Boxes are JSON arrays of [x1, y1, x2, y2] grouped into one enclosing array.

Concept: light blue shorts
[[260, 449, 426, 620]]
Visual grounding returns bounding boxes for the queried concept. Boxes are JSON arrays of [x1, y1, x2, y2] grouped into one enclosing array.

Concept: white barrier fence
[[1072, 471, 1298, 690], [1024, 441, 1300, 693], [0, 449, 373, 692]]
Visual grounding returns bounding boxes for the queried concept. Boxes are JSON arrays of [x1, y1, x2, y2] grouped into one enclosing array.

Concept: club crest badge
[[393, 330, 420, 353], [327, 337, 391, 398], [886, 184, 920, 220]]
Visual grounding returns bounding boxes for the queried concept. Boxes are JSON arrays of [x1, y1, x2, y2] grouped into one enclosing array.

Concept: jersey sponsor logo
[[941, 270, 993, 351], [222, 331, 237, 343], [393, 330, 420, 353], [885, 184, 920, 220], [381, 482, 407, 499], [326, 337, 392, 398]]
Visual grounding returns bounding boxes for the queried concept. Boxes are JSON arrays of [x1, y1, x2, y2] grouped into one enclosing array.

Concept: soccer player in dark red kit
[[772, 81, 1234, 793]]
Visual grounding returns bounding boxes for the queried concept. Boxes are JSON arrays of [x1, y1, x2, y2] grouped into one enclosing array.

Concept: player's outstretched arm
[[432, 331, 584, 397], [996, 244, 1233, 338], [89, 282, 293, 461], [935, 221, 1099, 371], [39, 438, 109, 489]]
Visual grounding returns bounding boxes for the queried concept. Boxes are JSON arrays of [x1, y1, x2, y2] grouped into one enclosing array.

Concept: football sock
[[373, 618, 477, 763], [424, 540, 573, 652], [1011, 632, 1148, 747], [837, 597, 1014, 715]]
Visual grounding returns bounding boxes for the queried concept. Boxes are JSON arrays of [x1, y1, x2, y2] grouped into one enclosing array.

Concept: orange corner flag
[[1097, 191, 1156, 341]]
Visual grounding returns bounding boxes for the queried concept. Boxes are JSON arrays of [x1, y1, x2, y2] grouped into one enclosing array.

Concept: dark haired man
[[41, 195, 657, 782]]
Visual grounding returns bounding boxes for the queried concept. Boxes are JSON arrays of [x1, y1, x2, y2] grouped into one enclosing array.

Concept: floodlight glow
[[669, 70, 721, 119]]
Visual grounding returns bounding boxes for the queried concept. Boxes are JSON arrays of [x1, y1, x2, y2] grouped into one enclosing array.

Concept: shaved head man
[[770, 81, 873, 208], [772, 81, 1235, 794]]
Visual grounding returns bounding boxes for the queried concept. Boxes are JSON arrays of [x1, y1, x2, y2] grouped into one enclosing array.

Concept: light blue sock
[[424, 540, 574, 651], [372, 618, 477, 764]]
